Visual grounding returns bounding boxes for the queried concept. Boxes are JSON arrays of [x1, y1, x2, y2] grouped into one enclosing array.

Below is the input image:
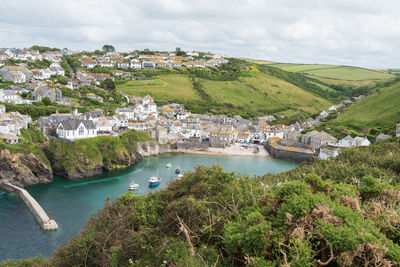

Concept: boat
[[177, 173, 184, 180], [166, 163, 172, 168], [128, 181, 139, 191], [175, 167, 181, 174], [149, 175, 161, 187]]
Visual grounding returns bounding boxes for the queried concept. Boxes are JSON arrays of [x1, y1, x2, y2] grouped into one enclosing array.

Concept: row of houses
[[0, 105, 32, 143]]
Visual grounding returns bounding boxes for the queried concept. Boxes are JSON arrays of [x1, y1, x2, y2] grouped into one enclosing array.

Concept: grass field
[[201, 72, 331, 114], [116, 74, 199, 102], [269, 63, 396, 88], [116, 71, 332, 117], [305, 66, 395, 81], [271, 63, 341, 72], [328, 81, 400, 132]]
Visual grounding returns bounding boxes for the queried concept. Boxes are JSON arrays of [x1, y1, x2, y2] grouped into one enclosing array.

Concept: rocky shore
[[0, 149, 53, 188]]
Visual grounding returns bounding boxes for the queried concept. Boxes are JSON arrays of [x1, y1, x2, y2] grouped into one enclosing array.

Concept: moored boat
[[129, 181, 139, 191], [177, 173, 184, 180], [166, 163, 172, 168], [175, 167, 181, 174], [149, 176, 161, 187]]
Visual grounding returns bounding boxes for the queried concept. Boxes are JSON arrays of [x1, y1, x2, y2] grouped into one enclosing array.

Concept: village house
[[319, 147, 341, 160], [353, 137, 371, 147], [56, 119, 97, 140], [130, 59, 142, 69], [115, 107, 136, 120], [156, 125, 168, 144], [338, 135, 354, 147], [161, 106, 175, 118], [95, 118, 113, 133], [49, 63, 65, 76], [0, 66, 32, 83], [111, 70, 131, 77], [209, 126, 234, 148], [86, 93, 103, 103], [376, 133, 391, 142], [141, 61, 156, 68], [302, 131, 337, 148], [31, 68, 52, 80], [0, 104, 5, 114], [0, 89, 23, 104], [117, 62, 130, 69], [32, 86, 62, 102]]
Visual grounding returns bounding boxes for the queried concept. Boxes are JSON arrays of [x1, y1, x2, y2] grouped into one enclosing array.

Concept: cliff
[[0, 127, 53, 187], [46, 130, 157, 179], [0, 149, 53, 187]]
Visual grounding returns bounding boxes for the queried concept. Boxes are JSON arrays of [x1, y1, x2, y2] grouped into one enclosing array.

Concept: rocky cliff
[[0, 149, 53, 187], [46, 130, 159, 180]]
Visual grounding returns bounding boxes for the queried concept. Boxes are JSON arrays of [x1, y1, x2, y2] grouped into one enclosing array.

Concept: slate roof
[[60, 119, 96, 130]]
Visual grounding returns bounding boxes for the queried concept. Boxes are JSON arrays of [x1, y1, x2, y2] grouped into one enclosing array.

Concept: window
[[79, 126, 84, 135]]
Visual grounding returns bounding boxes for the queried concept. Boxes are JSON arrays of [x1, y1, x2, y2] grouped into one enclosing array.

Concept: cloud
[[0, 0, 399, 67]]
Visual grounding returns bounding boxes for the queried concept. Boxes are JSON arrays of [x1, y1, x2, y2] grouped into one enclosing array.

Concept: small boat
[[177, 173, 184, 180], [175, 167, 181, 174], [166, 163, 172, 168], [129, 181, 139, 191], [149, 175, 161, 187]]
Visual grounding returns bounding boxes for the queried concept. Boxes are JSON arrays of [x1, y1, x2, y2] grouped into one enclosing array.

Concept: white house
[[117, 62, 130, 69], [130, 59, 142, 69], [56, 119, 97, 140], [115, 108, 136, 120], [353, 137, 371, 147], [142, 95, 154, 105], [0, 89, 23, 104], [95, 119, 113, 132], [319, 147, 341, 160], [338, 135, 354, 147], [320, 110, 329, 118]]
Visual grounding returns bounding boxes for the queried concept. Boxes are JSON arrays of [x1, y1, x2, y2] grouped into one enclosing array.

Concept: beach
[[172, 143, 270, 158]]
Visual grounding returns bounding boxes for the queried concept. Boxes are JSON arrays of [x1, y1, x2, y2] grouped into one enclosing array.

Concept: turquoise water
[[0, 153, 297, 261]]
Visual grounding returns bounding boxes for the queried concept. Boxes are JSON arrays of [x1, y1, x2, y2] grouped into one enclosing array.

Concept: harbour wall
[[0, 181, 58, 231]]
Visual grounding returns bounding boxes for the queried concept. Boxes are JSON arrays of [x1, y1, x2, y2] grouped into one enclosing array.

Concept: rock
[[0, 149, 53, 187]]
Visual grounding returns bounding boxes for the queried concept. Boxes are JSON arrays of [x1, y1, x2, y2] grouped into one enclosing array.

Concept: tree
[[103, 78, 116, 91], [42, 97, 52, 106], [102, 45, 115, 53]]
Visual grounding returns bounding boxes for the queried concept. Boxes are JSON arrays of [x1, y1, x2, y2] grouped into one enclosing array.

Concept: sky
[[0, 0, 399, 68]]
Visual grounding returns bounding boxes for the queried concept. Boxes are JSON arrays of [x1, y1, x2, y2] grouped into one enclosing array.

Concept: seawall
[[266, 138, 315, 162], [0, 181, 58, 231]]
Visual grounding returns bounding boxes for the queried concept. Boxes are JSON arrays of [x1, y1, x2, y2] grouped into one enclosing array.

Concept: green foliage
[[102, 78, 116, 91], [17, 141, 400, 266], [0, 255, 49, 267], [26, 59, 51, 69], [47, 130, 152, 176], [102, 44, 115, 52], [2, 103, 71, 120], [41, 96, 51, 106], [30, 45, 60, 52]]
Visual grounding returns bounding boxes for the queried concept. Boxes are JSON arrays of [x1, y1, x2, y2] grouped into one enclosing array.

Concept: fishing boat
[[177, 173, 184, 180], [128, 181, 139, 191], [149, 175, 161, 187], [175, 167, 181, 174], [166, 163, 172, 168]]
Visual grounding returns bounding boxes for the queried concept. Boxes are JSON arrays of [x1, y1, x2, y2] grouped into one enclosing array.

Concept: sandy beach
[[172, 143, 271, 158]]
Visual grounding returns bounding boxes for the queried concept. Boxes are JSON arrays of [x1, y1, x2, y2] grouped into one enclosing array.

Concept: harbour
[[0, 153, 297, 261]]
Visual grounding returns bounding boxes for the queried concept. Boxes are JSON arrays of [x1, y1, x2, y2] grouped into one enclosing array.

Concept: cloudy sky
[[0, 0, 399, 68]]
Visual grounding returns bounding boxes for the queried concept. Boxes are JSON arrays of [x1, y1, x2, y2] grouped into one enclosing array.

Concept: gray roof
[[60, 119, 96, 130]]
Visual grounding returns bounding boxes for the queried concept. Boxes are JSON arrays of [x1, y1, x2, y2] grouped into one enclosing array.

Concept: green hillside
[[117, 65, 332, 119], [11, 140, 400, 266], [272, 63, 396, 88], [327, 80, 400, 134]]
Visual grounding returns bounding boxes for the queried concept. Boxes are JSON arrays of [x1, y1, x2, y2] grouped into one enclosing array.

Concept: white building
[[319, 147, 341, 160], [130, 59, 142, 69], [353, 137, 371, 147], [115, 108, 136, 120], [338, 135, 354, 147], [56, 119, 97, 140]]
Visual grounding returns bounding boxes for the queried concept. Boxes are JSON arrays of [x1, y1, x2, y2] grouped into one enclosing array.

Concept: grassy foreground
[[9, 139, 400, 266]]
